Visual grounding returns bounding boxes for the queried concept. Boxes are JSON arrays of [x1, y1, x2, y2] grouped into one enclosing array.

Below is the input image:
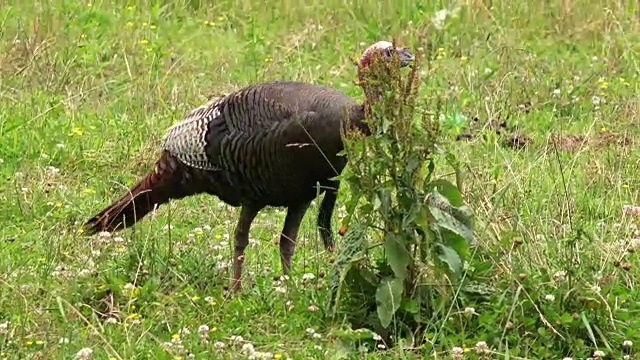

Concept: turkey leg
[[231, 205, 260, 292], [317, 180, 340, 252], [279, 200, 312, 275]]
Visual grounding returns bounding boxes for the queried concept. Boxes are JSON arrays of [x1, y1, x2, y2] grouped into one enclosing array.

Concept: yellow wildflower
[[139, 39, 149, 45], [69, 127, 83, 136]]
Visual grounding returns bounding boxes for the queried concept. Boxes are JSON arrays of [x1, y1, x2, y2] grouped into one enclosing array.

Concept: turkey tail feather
[[82, 151, 188, 235]]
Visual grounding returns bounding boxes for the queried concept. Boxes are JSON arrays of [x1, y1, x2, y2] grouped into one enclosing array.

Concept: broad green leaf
[[384, 232, 411, 280], [430, 179, 464, 207], [442, 232, 470, 259], [428, 190, 473, 244], [435, 243, 463, 279], [400, 298, 420, 314], [375, 277, 404, 328]]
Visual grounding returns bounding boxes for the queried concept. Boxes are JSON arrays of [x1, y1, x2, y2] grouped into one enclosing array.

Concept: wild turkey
[[82, 40, 414, 291]]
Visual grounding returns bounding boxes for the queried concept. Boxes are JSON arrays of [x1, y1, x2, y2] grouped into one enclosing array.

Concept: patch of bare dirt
[[455, 116, 533, 149], [547, 131, 631, 152]]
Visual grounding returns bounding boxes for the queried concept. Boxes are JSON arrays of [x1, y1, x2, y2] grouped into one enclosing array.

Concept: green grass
[[1, 0, 639, 359]]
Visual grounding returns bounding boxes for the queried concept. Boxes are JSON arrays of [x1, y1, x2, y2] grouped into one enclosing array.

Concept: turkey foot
[[230, 205, 259, 293]]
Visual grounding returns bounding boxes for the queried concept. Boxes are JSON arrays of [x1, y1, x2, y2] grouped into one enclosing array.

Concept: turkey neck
[[356, 56, 384, 121]]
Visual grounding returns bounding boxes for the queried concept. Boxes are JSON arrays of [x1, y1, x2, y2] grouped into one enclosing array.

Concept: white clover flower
[[242, 342, 255, 354], [198, 324, 209, 337], [302, 273, 315, 281], [0, 321, 8, 335], [285, 300, 294, 310], [464, 307, 476, 315], [214, 341, 225, 349], [623, 340, 632, 347], [451, 346, 464, 359], [593, 350, 605, 358], [74, 347, 93, 360], [553, 270, 567, 282], [545, 294, 555, 302], [474, 341, 489, 354]]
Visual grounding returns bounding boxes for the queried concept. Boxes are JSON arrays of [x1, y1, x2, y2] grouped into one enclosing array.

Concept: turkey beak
[[397, 47, 415, 67]]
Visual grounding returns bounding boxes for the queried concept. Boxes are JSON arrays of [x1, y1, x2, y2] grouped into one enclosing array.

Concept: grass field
[[1, 0, 639, 359]]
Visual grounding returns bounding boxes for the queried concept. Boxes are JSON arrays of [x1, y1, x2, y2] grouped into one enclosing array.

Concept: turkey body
[[83, 80, 366, 291], [179, 80, 362, 208]]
